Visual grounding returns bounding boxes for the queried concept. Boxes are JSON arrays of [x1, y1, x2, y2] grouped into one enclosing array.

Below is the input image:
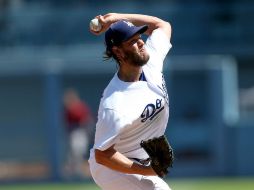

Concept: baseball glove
[[140, 135, 174, 178]]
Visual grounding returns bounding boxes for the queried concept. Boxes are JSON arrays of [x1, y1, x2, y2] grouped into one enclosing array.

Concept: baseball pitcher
[[88, 13, 174, 190]]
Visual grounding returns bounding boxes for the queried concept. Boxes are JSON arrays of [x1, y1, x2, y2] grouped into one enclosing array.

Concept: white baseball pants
[[88, 158, 171, 190]]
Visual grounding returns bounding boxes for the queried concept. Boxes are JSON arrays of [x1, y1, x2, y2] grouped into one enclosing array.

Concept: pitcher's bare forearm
[[95, 146, 156, 176], [93, 13, 171, 39]]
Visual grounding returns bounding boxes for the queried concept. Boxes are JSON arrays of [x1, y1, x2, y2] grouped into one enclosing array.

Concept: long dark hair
[[103, 47, 121, 65]]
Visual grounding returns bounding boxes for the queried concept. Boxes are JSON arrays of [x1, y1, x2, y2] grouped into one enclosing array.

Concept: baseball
[[90, 18, 102, 32]]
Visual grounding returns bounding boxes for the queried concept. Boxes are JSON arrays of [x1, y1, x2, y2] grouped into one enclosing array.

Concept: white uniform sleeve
[[93, 108, 126, 151], [145, 29, 172, 71]]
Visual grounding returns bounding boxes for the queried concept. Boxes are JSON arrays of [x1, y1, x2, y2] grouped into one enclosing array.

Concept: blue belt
[[130, 157, 151, 165]]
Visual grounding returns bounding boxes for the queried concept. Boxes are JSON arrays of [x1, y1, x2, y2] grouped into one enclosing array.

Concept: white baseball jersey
[[89, 28, 172, 161]]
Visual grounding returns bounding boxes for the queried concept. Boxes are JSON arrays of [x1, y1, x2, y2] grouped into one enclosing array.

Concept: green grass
[[169, 178, 254, 190], [0, 178, 253, 190], [0, 182, 100, 190]]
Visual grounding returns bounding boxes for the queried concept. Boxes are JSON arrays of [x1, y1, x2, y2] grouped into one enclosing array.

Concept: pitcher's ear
[[111, 46, 118, 55], [112, 46, 122, 59]]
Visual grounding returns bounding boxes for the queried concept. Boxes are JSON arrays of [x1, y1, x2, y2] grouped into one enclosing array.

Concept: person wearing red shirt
[[63, 88, 94, 178]]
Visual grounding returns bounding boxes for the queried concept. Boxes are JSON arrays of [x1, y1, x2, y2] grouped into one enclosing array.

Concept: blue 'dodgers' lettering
[[140, 99, 164, 122]]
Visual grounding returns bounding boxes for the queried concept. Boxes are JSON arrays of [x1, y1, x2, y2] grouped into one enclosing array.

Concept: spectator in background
[[63, 88, 94, 178]]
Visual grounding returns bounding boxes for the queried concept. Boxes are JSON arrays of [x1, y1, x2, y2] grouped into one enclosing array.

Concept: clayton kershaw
[[88, 13, 172, 190]]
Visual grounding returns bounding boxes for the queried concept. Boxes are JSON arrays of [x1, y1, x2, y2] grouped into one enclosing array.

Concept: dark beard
[[124, 50, 150, 67]]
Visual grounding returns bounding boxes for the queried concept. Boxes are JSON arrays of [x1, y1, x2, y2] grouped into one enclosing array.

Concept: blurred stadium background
[[0, 0, 254, 189]]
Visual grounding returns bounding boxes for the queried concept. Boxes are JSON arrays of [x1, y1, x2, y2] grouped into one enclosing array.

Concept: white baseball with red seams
[[90, 18, 102, 32]]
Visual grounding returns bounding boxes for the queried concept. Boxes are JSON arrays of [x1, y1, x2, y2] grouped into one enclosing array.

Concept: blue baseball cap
[[105, 20, 148, 50]]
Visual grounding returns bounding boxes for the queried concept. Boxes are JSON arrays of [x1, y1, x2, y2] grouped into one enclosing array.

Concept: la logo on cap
[[123, 20, 134, 27]]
